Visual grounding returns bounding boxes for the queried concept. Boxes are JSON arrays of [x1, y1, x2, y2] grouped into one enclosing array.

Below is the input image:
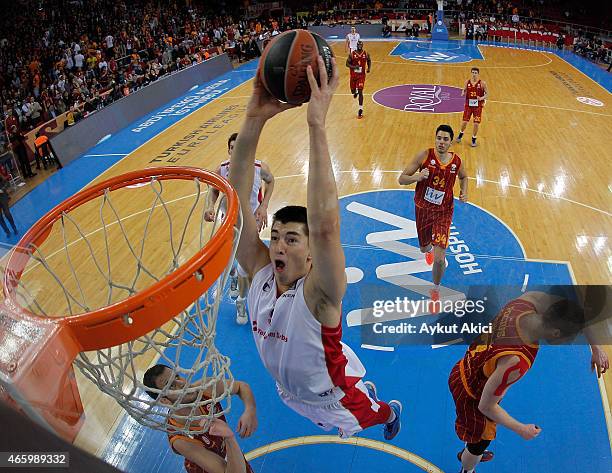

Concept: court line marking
[[274, 171, 612, 217], [521, 274, 530, 292], [215, 91, 610, 118], [337, 48, 553, 69], [361, 344, 395, 352], [244, 435, 444, 472], [432, 338, 463, 349], [416, 42, 462, 50], [486, 99, 611, 117]]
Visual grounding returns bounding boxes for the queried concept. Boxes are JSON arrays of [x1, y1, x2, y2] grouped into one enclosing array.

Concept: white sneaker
[[236, 299, 248, 325]]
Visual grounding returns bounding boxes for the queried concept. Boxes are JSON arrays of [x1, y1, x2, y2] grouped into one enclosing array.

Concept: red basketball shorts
[[462, 105, 483, 123], [350, 74, 365, 91], [448, 361, 497, 443], [415, 205, 453, 249]]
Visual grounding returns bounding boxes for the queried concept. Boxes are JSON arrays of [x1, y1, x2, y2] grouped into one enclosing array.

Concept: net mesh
[[7, 173, 241, 435]]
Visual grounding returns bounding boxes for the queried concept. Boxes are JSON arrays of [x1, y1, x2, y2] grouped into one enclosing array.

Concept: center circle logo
[[372, 84, 464, 114]]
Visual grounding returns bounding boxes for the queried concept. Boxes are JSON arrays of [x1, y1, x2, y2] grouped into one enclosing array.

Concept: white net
[[5, 171, 241, 435]]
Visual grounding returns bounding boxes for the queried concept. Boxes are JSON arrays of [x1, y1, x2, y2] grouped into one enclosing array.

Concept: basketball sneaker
[[358, 109, 363, 119], [425, 250, 434, 265], [457, 449, 494, 463], [384, 400, 403, 440], [353, 91, 358, 98], [229, 274, 239, 300], [456, 136, 462, 143], [471, 138, 478, 147], [364, 381, 379, 402], [236, 299, 248, 325]]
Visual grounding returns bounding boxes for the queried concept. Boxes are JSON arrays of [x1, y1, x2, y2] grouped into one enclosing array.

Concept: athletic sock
[[359, 105, 363, 111], [472, 136, 477, 142], [462, 469, 474, 473]]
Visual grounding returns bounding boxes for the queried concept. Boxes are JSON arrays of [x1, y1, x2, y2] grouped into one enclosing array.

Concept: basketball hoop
[[0, 167, 242, 438]]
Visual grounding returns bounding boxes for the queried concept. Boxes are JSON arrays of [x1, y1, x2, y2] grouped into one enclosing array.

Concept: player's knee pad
[[466, 439, 491, 456]]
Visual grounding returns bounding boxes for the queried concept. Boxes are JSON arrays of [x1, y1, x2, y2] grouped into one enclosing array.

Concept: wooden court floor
[[7, 41, 611, 461]]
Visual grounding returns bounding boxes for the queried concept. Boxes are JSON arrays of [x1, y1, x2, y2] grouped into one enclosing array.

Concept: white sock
[[359, 105, 363, 111], [462, 470, 474, 473], [433, 284, 440, 290]]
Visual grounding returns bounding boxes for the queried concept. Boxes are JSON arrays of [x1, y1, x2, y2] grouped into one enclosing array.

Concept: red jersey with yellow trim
[[458, 298, 539, 401], [465, 79, 485, 108], [414, 148, 462, 212], [168, 402, 254, 473], [349, 50, 367, 78]]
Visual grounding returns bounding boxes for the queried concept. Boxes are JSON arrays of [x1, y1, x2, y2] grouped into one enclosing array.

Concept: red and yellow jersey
[[414, 148, 462, 212], [459, 298, 539, 400], [465, 79, 485, 108], [168, 402, 254, 473], [350, 50, 368, 76]]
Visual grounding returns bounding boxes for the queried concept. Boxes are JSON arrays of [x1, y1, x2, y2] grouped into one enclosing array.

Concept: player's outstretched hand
[[209, 419, 235, 439], [419, 168, 430, 181], [306, 56, 339, 127], [591, 345, 609, 378], [518, 423, 541, 440], [246, 72, 300, 122], [236, 408, 258, 438], [459, 191, 468, 203]]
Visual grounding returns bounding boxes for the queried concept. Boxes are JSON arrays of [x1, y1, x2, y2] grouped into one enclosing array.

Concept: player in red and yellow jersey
[[398, 125, 468, 301], [457, 67, 488, 147], [143, 365, 257, 473], [449, 292, 586, 473], [345, 40, 371, 119]]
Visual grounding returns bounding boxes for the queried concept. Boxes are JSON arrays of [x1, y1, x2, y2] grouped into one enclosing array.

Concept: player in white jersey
[[205, 132, 275, 325], [229, 56, 402, 439], [345, 26, 360, 53]]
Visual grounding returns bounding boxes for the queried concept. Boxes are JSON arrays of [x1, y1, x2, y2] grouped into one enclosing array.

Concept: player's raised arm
[[230, 74, 297, 278], [303, 57, 344, 327], [398, 150, 428, 185], [478, 355, 541, 440]]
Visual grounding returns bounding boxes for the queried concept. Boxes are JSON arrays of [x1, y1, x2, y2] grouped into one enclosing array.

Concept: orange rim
[[3, 167, 239, 351]]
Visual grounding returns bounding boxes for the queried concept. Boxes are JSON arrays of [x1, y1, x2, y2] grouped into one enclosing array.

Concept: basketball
[[258, 29, 334, 105]]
